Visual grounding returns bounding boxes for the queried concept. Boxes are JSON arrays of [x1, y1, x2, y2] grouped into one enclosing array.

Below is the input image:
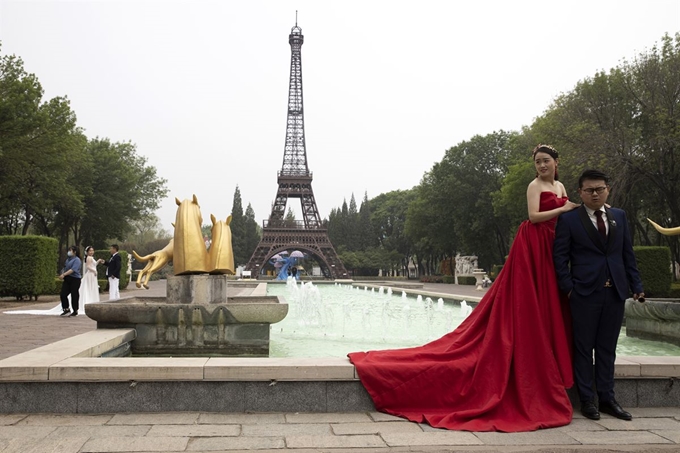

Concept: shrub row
[[0, 236, 58, 300], [633, 246, 671, 298]]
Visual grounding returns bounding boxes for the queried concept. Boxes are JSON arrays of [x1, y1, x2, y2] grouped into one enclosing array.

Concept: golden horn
[[648, 218, 680, 236]]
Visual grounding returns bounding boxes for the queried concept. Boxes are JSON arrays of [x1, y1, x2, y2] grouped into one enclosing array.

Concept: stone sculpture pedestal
[[86, 275, 288, 357], [473, 269, 486, 291]]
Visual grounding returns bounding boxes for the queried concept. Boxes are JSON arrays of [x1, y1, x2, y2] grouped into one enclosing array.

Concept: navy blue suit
[[553, 205, 643, 403]]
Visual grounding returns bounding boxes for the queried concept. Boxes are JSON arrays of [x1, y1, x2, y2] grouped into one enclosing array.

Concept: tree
[[0, 48, 86, 237], [229, 185, 247, 265], [369, 189, 416, 275], [76, 138, 168, 248], [283, 207, 296, 228], [243, 203, 261, 264]]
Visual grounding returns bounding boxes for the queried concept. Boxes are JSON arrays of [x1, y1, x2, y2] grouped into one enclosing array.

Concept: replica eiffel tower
[[245, 19, 348, 279]]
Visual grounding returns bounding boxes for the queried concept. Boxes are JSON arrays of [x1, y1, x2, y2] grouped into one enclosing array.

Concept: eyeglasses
[[581, 186, 607, 195]]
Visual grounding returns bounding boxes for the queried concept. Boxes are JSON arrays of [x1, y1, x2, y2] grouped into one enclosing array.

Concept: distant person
[[291, 266, 298, 279], [59, 245, 82, 316], [554, 169, 645, 421], [99, 244, 121, 301], [348, 144, 580, 431], [80, 246, 100, 305], [482, 275, 491, 288]]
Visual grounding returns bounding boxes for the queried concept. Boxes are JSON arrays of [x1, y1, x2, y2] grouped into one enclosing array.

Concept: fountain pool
[[267, 280, 680, 358]]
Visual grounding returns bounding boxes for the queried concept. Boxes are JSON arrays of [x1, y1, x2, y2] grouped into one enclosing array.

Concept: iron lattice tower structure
[[245, 20, 348, 279]]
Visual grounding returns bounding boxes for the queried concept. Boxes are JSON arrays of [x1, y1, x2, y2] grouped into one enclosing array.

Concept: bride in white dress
[[5, 246, 100, 315]]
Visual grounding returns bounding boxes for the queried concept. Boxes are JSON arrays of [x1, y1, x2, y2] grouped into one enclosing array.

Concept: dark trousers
[[60, 276, 81, 312], [570, 286, 624, 403]]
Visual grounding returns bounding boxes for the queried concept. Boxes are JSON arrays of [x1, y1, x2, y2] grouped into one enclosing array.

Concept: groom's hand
[[634, 292, 645, 303]]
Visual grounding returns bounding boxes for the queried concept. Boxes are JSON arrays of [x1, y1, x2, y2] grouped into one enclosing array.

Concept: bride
[[6, 246, 100, 315]]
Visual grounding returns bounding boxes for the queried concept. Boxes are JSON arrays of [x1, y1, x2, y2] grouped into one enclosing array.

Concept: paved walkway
[[1, 280, 680, 452]]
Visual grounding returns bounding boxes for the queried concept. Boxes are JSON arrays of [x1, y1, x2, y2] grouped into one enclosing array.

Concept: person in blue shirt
[[58, 245, 82, 317]]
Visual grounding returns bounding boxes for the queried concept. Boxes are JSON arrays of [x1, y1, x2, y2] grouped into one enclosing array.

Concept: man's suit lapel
[[577, 205, 607, 253], [604, 206, 617, 252]]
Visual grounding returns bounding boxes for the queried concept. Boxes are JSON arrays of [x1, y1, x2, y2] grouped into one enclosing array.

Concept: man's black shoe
[[68, 311, 78, 317], [581, 401, 600, 420], [60, 309, 71, 316], [599, 399, 632, 420]]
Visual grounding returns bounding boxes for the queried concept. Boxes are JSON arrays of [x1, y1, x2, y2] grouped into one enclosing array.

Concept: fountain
[[86, 195, 288, 357]]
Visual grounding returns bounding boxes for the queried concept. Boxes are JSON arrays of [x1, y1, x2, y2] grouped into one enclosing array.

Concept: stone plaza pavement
[[1, 281, 679, 452]]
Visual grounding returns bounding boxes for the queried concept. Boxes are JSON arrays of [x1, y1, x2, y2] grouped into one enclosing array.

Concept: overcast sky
[[1, 1, 679, 232]]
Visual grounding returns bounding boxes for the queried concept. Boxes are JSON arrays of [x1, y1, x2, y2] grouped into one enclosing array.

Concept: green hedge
[[0, 235, 58, 300], [94, 249, 130, 291], [634, 246, 671, 298], [457, 276, 477, 285]]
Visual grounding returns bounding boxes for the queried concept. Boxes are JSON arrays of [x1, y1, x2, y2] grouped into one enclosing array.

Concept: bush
[[98, 279, 108, 293], [443, 275, 455, 284], [457, 275, 477, 286], [634, 246, 671, 298], [490, 265, 503, 281], [50, 278, 62, 295], [670, 282, 680, 299], [94, 249, 130, 291], [0, 235, 58, 300]]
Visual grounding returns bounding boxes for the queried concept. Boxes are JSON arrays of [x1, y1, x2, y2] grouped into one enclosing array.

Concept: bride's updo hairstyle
[[532, 144, 559, 180]]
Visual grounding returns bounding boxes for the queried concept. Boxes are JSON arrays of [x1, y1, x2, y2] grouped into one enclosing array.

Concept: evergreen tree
[[358, 192, 375, 250], [229, 185, 247, 265], [243, 203, 261, 264]]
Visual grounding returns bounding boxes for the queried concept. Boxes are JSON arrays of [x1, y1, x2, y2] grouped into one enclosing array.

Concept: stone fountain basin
[[85, 295, 288, 357], [85, 296, 289, 325]]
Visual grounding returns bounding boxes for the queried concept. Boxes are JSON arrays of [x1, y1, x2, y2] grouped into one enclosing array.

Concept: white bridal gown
[[4, 256, 100, 315]]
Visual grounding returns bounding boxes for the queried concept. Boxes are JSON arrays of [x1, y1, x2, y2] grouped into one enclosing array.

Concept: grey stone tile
[[81, 436, 189, 452], [596, 417, 680, 431], [631, 407, 680, 418], [326, 381, 375, 412], [241, 423, 331, 436], [612, 378, 638, 407], [0, 436, 89, 453], [473, 431, 580, 446], [550, 419, 607, 432], [286, 434, 386, 449], [285, 412, 372, 424], [48, 425, 151, 438], [0, 383, 78, 413], [18, 414, 113, 426], [160, 381, 245, 412], [187, 436, 285, 451], [0, 414, 27, 425], [569, 430, 672, 445], [638, 379, 680, 407], [332, 421, 423, 434], [108, 413, 199, 425], [77, 382, 163, 413], [382, 431, 482, 447], [368, 411, 404, 422], [0, 425, 57, 438], [245, 381, 326, 412], [147, 424, 240, 437], [651, 429, 680, 443], [198, 413, 285, 424]]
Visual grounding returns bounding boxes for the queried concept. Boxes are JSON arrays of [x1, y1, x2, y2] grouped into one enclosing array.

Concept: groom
[[100, 244, 122, 301], [553, 169, 644, 421]]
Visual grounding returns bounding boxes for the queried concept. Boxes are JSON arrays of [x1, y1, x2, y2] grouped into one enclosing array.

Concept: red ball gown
[[348, 192, 574, 432]]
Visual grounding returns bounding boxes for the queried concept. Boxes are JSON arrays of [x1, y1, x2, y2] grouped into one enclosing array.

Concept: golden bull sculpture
[[132, 194, 235, 288], [648, 218, 680, 236]]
